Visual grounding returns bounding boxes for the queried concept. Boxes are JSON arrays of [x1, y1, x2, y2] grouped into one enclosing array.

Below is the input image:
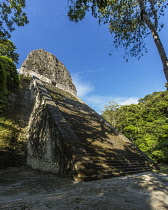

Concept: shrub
[[0, 56, 19, 112]]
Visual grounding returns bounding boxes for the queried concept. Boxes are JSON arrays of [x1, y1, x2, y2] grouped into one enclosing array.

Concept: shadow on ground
[[0, 167, 168, 210]]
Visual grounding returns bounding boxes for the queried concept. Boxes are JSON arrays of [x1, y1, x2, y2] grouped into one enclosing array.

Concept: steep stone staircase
[[20, 50, 158, 180], [46, 84, 156, 180]]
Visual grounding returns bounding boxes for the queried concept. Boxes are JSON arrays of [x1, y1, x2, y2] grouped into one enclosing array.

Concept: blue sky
[[11, 0, 167, 113]]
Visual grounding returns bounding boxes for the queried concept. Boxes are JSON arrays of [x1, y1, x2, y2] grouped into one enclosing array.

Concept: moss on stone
[[45, 83, 80, 102]]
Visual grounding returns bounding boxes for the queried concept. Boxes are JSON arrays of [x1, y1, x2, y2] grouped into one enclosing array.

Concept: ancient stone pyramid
[[21, 49, 157, 181], [20, 49, 76, 96]]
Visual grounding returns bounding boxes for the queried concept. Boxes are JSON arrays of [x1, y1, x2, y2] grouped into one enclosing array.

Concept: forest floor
[[0, 167, 168, 210]]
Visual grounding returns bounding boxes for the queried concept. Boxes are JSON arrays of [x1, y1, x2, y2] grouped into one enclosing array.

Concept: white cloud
[[72, 73, 94, 98], [72, 73, 139, 113], [119, 97, 139, 105], [84, 95, 139, 113]]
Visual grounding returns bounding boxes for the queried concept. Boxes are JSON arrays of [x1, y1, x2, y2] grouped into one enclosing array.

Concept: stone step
[[96, 167, 151, 175], [117, 153, 144, 157], [95, 165, 150, 171], [74, 168, 152, 181], [88, 149, 141, 156], [92, 160, 149, 167], [101, 169, 152, 177], [116, 150, 140, 154], [94, 162, 149, 167], [94, 158, 147, 164], [90, 154, 144, 158], [88, 153, 145, 158], [91, 156, 148, 163], [95, 161, 149, 167], [94, 162, 148, 167]]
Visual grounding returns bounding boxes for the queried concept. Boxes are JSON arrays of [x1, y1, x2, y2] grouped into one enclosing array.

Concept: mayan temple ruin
[[20, 49, 157, 181]]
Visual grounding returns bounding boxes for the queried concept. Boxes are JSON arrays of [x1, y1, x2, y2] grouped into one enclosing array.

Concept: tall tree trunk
[[138, 0, 168, 84], [150, 28, 168, 84]]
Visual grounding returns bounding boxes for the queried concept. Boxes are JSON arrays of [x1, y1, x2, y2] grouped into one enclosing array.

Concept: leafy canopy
[[0, 0, 28, 39], [0, 55, 19, 92], [0, 39, 19, 64], [68, 0, 168, 59], [101, 91, 168, 163], [0, 55, 19, 111], [101, 101, 120, 127]]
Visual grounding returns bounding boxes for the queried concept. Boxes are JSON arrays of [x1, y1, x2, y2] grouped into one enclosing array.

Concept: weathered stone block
[[20, 49, 77, 96], [27, 77, 97, 179]]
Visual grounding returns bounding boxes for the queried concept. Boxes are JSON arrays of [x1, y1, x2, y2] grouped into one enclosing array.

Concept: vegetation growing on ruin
[[0, 73, 30, 168], [0, 117, 20, 150], [45, 83, 80, 102], [0, 56, 19, 112]]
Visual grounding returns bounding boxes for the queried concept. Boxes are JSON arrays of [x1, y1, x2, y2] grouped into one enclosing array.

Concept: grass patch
[[0, 117, 27, 168], [19, 74, 31, 89], [158, 165, 168, 174], [0, 117, 20, 150], [153, 165, 168, 175], [0, 74, 30, 168]]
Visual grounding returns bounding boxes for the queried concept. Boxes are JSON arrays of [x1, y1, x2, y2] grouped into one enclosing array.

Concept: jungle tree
[[0, 39, 19, 64], [0, 0, 28, 39], [68, 0, 168, 84]]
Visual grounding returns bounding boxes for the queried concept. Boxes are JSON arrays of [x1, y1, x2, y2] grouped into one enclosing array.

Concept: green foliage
[[101, 101, 120, 127], [0, 61, 7, 112], [156, 165, 168, 174], [0, 61, 7, 92], [0, 39, 19, 64], [0, 56, 19, 92], [68, 0, 168, 59], [0, 117, 19, 150], [0, 55, 19, 112], [0, 0, 29, 39], [19, 74, 31, 88], [0, 74, 29, 168], [101, 91, 168, 163]]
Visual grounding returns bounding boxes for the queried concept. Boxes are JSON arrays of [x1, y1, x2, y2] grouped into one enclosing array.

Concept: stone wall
[[20, 49, 77, 96], [27, 76, 96, 180]]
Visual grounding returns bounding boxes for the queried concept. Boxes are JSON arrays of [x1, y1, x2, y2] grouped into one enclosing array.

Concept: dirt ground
[[0, 167, 168, 210]]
